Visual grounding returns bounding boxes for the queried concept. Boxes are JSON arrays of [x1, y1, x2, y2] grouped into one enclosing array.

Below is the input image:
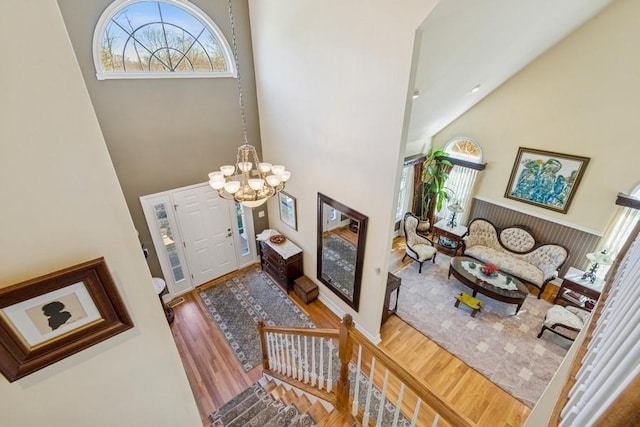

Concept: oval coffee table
[[448, 256, 528, 314]]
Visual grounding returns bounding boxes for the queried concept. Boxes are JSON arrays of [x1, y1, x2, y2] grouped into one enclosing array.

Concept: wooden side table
[[381, 273, 401, 325], [553, 267, 603, 312], [432, 219, 468, 256]]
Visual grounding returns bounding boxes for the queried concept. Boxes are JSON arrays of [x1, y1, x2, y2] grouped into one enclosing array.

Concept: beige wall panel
[[249, 0, 440, 338], [57, 0, 268, 277], [0, 0, 200, 425]]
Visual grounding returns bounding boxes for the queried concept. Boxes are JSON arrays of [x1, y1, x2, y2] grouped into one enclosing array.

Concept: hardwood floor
[[169, 239, 559, 426]]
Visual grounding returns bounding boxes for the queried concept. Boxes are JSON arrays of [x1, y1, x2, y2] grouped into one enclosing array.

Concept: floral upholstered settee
[[462, 218, 569, 298]]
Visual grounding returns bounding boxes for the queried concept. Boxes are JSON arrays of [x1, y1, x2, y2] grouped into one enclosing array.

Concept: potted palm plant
[[419, 148, 454, 226]]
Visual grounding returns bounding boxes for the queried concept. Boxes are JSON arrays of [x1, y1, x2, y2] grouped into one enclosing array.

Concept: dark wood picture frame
[[317, 193, 368, 311], [504, 147, 590, 214], [0, 257, 133, 382]]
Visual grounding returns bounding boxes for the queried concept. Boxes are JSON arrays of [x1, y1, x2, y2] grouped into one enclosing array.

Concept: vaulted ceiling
[[407, 0, 614, 144]]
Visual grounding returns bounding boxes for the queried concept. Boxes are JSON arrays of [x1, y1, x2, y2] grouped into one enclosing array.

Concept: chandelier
[[208, 0, 290, 208]]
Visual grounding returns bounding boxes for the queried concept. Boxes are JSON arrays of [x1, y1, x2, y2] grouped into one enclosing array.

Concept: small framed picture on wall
[[278, 191, 297, 230]]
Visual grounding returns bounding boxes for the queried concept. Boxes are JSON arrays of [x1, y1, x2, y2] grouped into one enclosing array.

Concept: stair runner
[[209, 382, 317, 427]]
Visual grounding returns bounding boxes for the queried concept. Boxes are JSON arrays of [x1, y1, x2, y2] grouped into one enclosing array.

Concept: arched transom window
[[439, 136, 484, 225], [444, 136, 483, 163], [93, 0, 236, 79]]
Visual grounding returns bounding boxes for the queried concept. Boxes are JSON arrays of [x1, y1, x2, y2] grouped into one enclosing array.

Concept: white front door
[[173, 185, 238, 286]]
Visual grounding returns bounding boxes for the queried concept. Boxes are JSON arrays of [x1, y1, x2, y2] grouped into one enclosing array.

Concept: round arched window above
[[93, 0, 236, 79], [444, 137, 483, 163]]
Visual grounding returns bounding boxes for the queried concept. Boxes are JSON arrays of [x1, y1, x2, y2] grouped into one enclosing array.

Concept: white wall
[[249, 0, 440, 338], [0, 1, 200, 425], [432, 0, 640, 234]]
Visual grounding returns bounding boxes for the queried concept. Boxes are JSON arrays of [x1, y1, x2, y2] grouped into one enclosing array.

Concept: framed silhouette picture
[[0, 258, 133, 382], [505, 148, 590, 214]]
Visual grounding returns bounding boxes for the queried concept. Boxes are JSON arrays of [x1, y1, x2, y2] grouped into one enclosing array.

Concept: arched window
[[93, 0, 236, 79], [439, 137, 484, 225]]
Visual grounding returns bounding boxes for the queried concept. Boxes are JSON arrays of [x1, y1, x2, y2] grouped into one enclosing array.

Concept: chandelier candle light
[[208, 0, 290, 207]]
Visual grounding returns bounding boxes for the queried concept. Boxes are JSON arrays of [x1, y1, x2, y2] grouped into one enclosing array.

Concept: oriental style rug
[[199, 268, 315, 371], [395, 255, 571, 408], [321, 234, 357, 299]]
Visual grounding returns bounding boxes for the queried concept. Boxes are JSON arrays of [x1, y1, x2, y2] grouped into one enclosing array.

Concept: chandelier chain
[[227, 0, 249, 146]]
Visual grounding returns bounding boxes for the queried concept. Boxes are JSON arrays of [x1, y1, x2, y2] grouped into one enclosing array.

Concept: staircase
[[209, 379, 355, 426]]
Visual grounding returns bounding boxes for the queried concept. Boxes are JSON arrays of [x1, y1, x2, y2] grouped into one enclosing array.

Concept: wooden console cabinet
[[259, 239, 303, 293]]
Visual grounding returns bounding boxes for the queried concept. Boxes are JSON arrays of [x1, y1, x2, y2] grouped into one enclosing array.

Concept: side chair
[[403, 212, 437, 273]]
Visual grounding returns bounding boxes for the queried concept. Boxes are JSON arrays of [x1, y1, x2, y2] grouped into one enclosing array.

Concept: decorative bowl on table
[[269, 234, 286, 244], [480, 263, 499, 277]]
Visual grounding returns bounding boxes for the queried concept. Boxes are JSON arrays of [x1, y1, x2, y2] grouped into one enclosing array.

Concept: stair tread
[[225, 393, 275, 427], [210, 380, 331, 426], [242, 398, 285, 426], [316, 409, 358, 426], [307, 401, 330, 424], [209, 384, 263, 424]]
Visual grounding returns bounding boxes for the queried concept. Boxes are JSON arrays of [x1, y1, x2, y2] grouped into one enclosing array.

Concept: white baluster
[[289, 334, 297, 379], [285, 334, 292, 377], [319, 337, 325, 389], [297, 335, 303, 380], [392, 383, 405, 427], [271, 333, 279, 371], [362, 356, 377, 426], [266, 332, 274, 370], [376, 369, 390, 426], [311, 337, 317, 387], [277, 333, 285, 374], [410, 399, 422, 427], [352, 345, 363, 416], [326, 340, 334, 392], [432, 413, 440, 427], [304, 336, 310, 383]]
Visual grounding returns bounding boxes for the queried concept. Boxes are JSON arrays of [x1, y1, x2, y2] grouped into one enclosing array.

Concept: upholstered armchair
[[403, 212, 437, 273], [537, 305, 591, 341]]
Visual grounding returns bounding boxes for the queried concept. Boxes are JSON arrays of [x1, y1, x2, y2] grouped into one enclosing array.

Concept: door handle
[[226, 229, 233, 237]]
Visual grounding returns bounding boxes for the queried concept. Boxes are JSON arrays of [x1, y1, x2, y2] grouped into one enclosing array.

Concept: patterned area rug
[[199, 268, 315, 371], [321, 234, 356, 298], [395, 254, 571, 408]]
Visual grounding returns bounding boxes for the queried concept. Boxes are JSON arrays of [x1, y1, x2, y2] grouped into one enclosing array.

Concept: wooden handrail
[[257, 315, 476, 426], [261, 324, 340, 339], [348, 324, 476, 427]]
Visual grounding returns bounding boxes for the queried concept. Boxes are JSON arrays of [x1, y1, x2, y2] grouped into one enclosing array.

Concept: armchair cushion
[[403, 212, 437, 273]]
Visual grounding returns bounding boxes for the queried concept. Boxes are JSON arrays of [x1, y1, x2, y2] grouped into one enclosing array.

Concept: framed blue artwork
[[505, 147, 590, 214]]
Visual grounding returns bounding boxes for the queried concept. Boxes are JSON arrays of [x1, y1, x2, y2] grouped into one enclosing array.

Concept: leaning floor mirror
[[317, 193, 368, 311]]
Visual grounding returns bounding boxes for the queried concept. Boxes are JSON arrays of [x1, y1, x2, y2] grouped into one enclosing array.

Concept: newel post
[[336, 314, 354, 412], [257, 320, 269, 370]]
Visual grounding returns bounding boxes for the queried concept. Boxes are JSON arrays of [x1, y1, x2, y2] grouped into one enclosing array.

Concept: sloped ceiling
[[407, 0, 614, 144]]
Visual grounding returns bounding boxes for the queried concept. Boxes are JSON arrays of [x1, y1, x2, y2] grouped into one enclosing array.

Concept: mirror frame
[[316, 193, 368, 311]]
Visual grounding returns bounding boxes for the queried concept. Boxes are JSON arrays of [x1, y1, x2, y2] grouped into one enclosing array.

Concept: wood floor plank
[[169, 237, 556, 426]]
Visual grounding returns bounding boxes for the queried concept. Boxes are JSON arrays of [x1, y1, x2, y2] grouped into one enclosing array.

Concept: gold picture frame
[[0, 258, 133, 382], [504, 147, 590, 214]]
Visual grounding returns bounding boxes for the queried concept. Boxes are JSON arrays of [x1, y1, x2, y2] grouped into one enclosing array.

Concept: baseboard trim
[[318, 293, 382, 345]]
